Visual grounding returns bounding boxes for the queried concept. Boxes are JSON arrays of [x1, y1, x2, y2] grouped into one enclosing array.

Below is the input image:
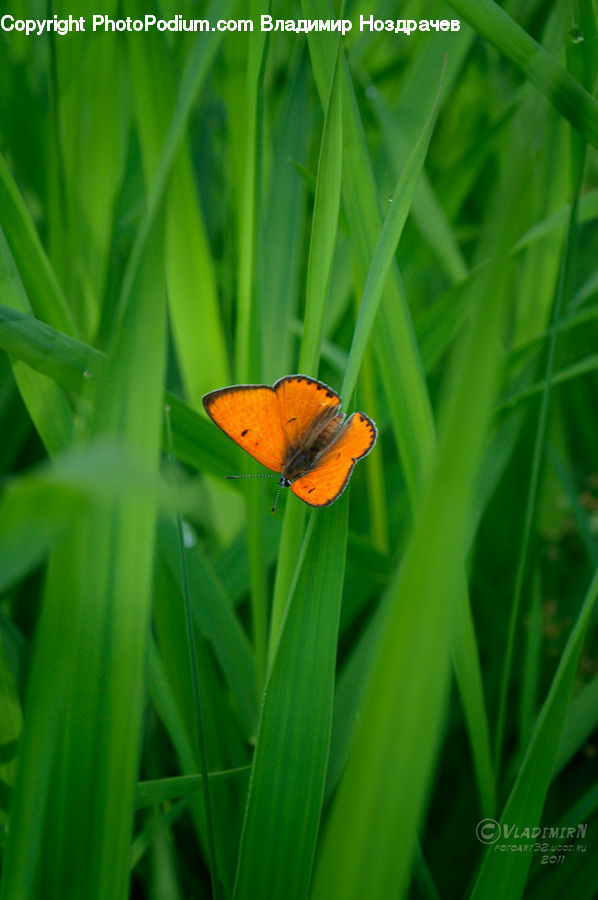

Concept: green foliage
[[1, 1, 597, 898]]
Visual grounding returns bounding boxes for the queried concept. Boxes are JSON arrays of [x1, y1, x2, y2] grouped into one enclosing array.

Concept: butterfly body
[[202, 375, 377, 508]]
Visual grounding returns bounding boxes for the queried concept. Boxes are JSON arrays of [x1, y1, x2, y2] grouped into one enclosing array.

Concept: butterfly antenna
[[270, 482, 284, 514], [225, 474, 277, 480]]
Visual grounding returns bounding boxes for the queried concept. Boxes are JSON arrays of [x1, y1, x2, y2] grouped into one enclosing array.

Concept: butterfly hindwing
[[202, 385, 287, 472], [290, 412, 378, 507], [274, 375, 341, 449]]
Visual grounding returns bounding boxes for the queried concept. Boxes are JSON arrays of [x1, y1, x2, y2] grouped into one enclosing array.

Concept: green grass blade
[[158, 515, 258, 739], [342, 66, 443, 405], [0, 229, 73, 453], [471, 568, 598, 898], [269, 43, 342, 655], [553, 673, 598, 775], [311, 176, 517, 900], [128, 20, 229, 405], [304, 7, 436, 508], [494, 185, 583, 778], [448, 0, 598, 148], [0, 304, 239, 479], [234, 500, 348, 900], [298, 44, 342, 374], [0, 153, 75, 336], [135, 769, 252, 810], [0, 215, 166, 900]]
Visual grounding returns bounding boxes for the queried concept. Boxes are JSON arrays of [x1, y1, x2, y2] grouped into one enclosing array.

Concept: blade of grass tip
[[163, 406, 221, 900], [341, 58, 445, 407], [494, 178, 583, 780], [268, 41, 342, 659], [447, 0, 598, 149], [471, 568, 598, 898]]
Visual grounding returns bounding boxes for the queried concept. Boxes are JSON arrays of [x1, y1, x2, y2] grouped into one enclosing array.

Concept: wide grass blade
[[0, 216, 166, 899]]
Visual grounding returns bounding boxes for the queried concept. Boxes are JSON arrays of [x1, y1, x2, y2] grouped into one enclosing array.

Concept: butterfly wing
[[202, 385, 287, 472], [274, 375, 341, 448], [290, 412, 377, 507]]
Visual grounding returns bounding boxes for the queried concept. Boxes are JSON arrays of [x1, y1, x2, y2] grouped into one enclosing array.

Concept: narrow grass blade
[[0, 303, 104, 391], [128, 20, 229, 405], [553, 673, 598, 775], [0, 153, 75, 336], [471, 568, 598, 898], [158, 515, 258, 740], [342, 65, 443, 405], [135, 769, 252, 809], [298, 43, 342, 374], [304, 5, 436, 507], [448, 0, 598, 148], [312, 183, 516, 900], [494, 185, 583, 777], [269, 42, 342, 655], [113, 0, 236, 339], [0, 228, 73, 453], [260, 54, 309, 382], [49, 22, 126, 337], [234, 500, 348, 900]]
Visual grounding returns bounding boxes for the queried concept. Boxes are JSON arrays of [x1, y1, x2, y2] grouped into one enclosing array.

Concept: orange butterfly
[[202, 374, 377, 511]]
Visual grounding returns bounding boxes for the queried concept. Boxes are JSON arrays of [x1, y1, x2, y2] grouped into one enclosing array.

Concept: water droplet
[[182, 521, 197, 548], [569, 25, 584, 43], [388, 196, 393, 203], [164, 403, 171, 413], [365, 84, 377, 100], [82, 369, 92, 379]]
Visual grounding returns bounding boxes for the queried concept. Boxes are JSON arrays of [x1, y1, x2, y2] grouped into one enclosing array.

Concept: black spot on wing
[[241, 428, 248, 436]]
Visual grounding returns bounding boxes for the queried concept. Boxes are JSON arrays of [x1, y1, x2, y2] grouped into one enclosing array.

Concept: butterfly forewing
[[290, 412, 378, 506], [274, 375, 341, 450], [202, 385, 287, 472]]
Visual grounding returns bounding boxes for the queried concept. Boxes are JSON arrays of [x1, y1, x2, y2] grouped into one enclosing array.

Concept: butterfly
[[202, 374, 377, 511]]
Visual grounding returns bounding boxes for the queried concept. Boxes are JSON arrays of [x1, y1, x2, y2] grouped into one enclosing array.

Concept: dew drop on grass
[[569, 25, 584, 43], [182, 520, 197, 548], [82, 369, 92, 379]]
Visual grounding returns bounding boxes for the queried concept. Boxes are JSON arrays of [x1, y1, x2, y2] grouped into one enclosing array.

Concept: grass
[[1, 1, 597, 898]]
